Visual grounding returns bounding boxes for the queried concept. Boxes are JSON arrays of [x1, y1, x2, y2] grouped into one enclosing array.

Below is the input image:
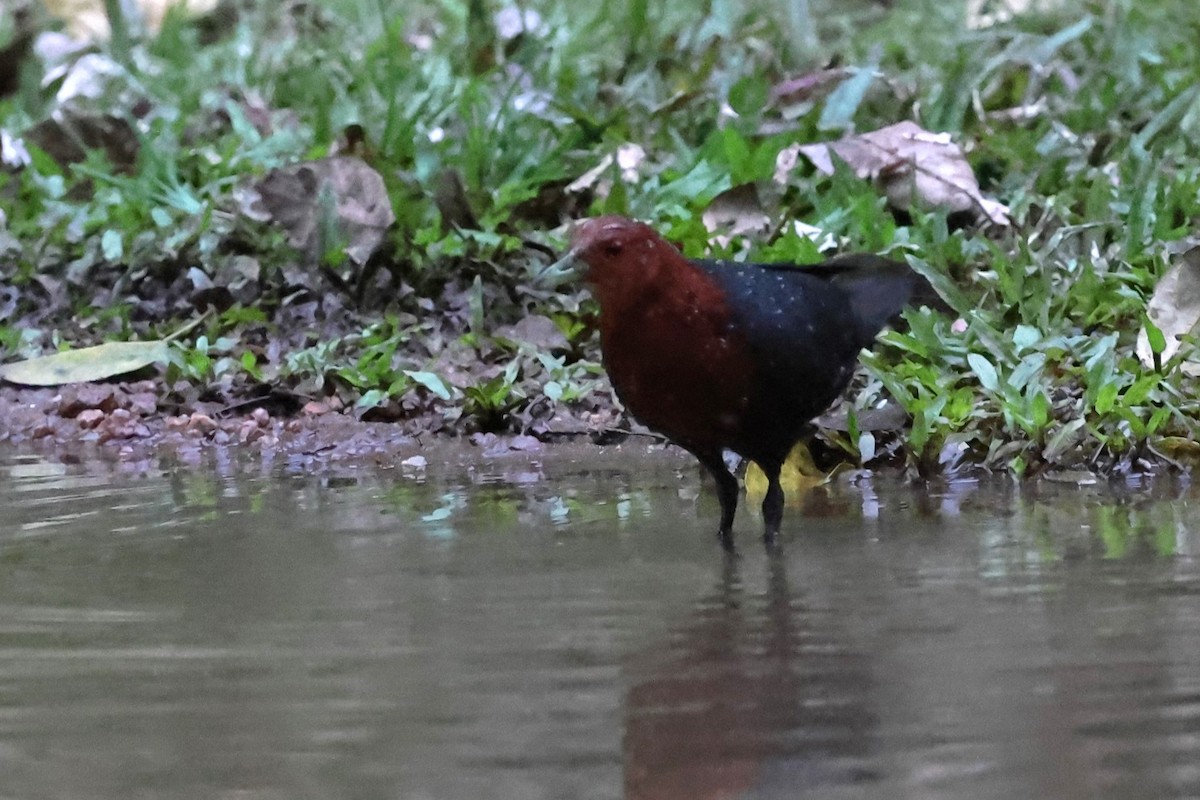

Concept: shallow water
[[2, 446, 1200, 799]]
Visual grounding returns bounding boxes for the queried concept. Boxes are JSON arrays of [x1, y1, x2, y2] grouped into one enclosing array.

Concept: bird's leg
[[692, 450, 740, 550], [760, 459, 785, 547]]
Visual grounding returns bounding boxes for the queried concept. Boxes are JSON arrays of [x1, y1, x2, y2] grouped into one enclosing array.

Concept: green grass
[[3, 0, 1200, 473]]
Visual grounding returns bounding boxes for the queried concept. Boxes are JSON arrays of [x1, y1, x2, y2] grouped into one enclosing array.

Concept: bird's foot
[[762, 526, 780, 552], [718, 527, 736, 553]]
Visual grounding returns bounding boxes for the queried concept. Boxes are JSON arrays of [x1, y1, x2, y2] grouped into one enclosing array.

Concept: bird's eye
[[604, 242, 623, 257]]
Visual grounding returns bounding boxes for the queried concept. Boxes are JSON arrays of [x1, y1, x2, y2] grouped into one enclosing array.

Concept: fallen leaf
[[0, 340, 170, 386], [566, 153, 614, 194], [251, 156, 395, 265], [702, 183, 770, 247], [509, 434, 543, 452], [795, 121, 1010, 226], [1137, 245, 1200, 375], [774, 142, 802, 184], [432, 168, 480, 231], [24, 110, 139, 171], [1154, 436, 1200, 467], [494, 314, 569, 352], [566, 143, 646, 200], [0, 128, 30, 167], [744, 441, 829, 507], [770, 68, 848, 107]]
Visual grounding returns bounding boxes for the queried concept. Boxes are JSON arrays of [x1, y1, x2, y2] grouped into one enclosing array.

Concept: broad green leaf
[[1013, 324, 1040, 352], [967, 352, 1000, 392], [1044, 418, 1087, 463], [404, 370, 453, 400], [1143, 315, 1167, 367], [0, 341, 170, 386], [101, 229, 123, 261], [357, 388, 388, 408], [1028, 17, 1093, 64], [1009, 352, 1046, 392], [728, 74, 769, 118], [1124, 373, 1161, 406], [818, 62, 877, 132], [1095, 382, 1119, 415], [903, 255, 971, 315], [656, 160, 731, 208]]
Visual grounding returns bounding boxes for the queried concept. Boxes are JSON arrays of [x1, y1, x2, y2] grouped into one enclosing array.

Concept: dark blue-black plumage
[[691, 255, 917, 468]]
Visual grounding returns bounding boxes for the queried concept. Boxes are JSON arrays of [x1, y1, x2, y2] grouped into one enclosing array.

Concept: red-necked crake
[[545, 215, 920, 549]]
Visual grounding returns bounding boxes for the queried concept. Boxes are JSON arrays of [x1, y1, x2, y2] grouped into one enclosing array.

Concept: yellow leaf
[[1155, 436, 1200, 467], [744, 441, 831, 507], [0, 341, 170, 386]]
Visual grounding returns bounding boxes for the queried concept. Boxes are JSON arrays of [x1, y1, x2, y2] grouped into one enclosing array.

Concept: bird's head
[[540, 216, 678, 290]]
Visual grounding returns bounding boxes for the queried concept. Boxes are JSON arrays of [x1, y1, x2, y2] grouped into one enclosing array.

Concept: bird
[[546, 215, 922, 549]]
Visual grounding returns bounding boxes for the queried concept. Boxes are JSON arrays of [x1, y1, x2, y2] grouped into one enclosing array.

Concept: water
[[1, 446, 1199, 799]]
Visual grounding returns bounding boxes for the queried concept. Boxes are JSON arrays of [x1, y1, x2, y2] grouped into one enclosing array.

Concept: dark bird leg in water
[[692, 449, 739, 551]]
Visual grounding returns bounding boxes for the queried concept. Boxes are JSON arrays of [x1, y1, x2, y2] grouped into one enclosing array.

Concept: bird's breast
[[595, 275, 756, 450]]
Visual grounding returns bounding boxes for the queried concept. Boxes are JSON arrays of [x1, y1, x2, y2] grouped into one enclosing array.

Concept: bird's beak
[[537, 249, 584, 287]]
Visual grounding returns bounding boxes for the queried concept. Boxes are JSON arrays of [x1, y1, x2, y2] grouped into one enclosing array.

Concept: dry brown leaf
[[701, 183, 770, 247], [494, 315, 569, 352], [251, 156, 395, 265], [795, 121, 1010, 226], [1137, 245, 1200, 375], [770, 68, 848, 107], [24, 110, 138, 170], [565, 153, 613, 194], [566, 143, 646, 200], [432, 168, 479, 231]]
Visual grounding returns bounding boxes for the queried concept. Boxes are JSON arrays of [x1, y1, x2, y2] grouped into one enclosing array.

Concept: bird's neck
[[590, 242, 690, 316], [592, 247, 724, 350]]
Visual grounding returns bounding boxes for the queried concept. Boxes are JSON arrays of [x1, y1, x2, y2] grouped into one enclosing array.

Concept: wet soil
[[0, 379, 647, 475]]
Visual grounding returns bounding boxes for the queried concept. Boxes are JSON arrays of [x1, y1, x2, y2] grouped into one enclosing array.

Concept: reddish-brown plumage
[[572, 217, 754, 454], [565, 215, 918, 548]]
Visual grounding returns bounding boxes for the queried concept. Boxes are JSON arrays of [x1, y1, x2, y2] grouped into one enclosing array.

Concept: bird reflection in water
[[623, 553, 880, 799]]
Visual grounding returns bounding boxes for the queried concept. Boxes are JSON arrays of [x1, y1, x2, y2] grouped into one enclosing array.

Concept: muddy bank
[[0, 380, 681, 477], [0, 380, 1166, 487]]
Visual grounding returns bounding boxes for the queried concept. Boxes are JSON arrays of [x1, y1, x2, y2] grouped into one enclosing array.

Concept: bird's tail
[[816, 254, 945, 346]]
